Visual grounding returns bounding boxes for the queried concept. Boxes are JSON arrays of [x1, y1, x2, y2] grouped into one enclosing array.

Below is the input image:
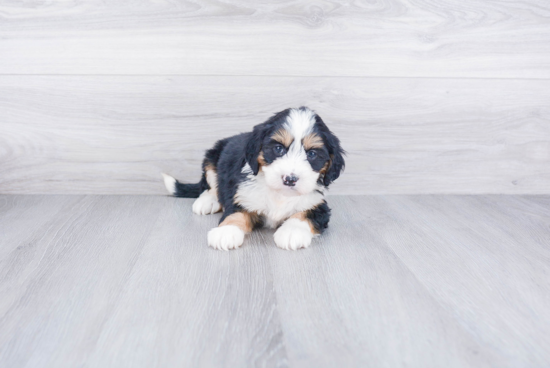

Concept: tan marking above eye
[[303, 133, 324, 150], [272, 129, 294, 147]]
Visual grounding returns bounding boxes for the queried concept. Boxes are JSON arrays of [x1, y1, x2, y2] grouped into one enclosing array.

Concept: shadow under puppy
[[162, 107, 345, 250]]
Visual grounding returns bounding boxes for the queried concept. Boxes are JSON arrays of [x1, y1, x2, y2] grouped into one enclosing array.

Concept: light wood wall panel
[[1, 0, 550, 78], [1, 76, 549, 195]]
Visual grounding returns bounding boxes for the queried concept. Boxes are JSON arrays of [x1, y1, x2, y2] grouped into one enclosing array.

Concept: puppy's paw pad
[[208, 225, 245, 251], [274, 219, 313, 251], [192, 191, 221, 215]]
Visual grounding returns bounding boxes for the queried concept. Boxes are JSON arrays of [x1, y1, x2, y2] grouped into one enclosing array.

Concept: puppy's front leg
[[274, 202, 330, 251], [207, 211, 256, 251]]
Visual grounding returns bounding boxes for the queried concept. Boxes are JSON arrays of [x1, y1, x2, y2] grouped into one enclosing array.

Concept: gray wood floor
[[1, 195, 549, 368]]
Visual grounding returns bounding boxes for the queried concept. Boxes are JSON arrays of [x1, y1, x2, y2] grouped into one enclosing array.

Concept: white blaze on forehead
[[284, 108, 316, 157], [284, 108, 316, 142]]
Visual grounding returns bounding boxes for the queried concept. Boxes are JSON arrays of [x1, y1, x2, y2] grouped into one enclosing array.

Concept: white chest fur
[[235, 168, 325, 228]]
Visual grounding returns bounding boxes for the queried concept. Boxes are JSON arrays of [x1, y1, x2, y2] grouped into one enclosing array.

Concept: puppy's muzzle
[[282, 174, 298, 187]]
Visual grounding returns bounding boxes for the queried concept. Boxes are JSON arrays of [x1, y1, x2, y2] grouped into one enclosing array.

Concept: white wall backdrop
[[1, 0, 549, 194]]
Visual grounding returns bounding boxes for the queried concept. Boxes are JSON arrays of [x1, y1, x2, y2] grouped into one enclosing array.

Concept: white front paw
[[207, 225, 245, 251], [274, 219, 313, 250], [192, 190, 222, 215]]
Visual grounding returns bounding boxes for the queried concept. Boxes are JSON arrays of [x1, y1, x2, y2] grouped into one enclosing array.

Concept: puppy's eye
[[273, 144, 285, 156], [307, 150, 317, 159]]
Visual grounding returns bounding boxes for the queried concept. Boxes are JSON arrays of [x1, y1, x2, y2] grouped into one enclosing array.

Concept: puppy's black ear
[[323, 131, 346, 187], [245, 123, 268, 175]]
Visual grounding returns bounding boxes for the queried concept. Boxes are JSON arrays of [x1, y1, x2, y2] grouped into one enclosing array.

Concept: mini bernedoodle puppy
[[162, 107, 345, 251]]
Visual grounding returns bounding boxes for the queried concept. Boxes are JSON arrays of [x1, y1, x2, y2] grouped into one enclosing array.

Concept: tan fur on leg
[[220, 212, 260, 233], [290, 211, 317, 234]]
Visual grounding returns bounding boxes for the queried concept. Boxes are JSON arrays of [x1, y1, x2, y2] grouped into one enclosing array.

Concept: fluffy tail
[[161, 173, 206, 198]]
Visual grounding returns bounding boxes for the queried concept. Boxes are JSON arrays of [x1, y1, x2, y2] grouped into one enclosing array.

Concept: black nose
[[283, 175, 298, 187]]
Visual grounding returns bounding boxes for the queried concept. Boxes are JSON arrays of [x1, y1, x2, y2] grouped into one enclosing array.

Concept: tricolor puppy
[[162, 107, 345, 251]]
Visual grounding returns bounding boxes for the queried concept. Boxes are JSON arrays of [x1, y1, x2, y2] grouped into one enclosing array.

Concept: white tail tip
[[161, 173, 176, 195]]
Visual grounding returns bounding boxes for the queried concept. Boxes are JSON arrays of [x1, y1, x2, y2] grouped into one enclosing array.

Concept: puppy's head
[[246, 107, 345, 195]]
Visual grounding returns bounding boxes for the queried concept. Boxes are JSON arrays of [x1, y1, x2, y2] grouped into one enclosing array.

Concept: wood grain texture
[[1, 0, 550, 78], [1, 195, 549, 367], [1, 76, 549, 195], [267, 197, 499, 368], [360, 195, 550, 367]]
